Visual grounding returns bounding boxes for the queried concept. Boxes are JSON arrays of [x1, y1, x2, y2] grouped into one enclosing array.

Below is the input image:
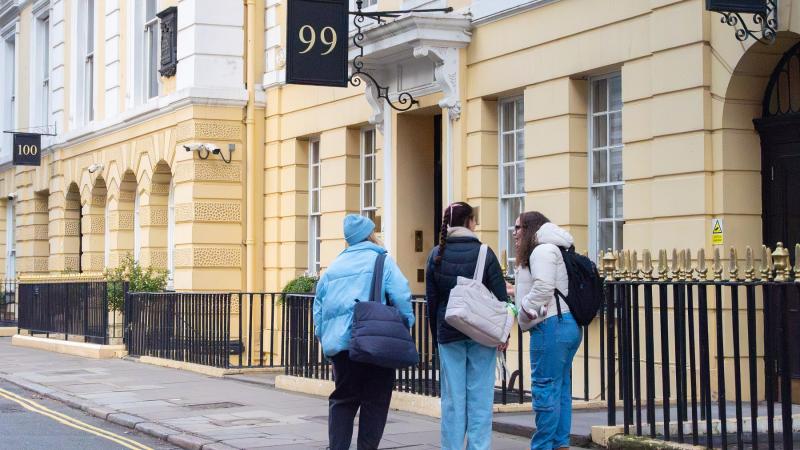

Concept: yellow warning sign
[[711, 219, 724, 246]]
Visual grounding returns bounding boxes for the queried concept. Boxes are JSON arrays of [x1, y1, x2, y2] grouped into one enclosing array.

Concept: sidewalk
[[0, 338, 545, 450]]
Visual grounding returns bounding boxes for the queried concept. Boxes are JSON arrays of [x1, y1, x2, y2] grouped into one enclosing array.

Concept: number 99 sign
[[286, 0, 349, 88]]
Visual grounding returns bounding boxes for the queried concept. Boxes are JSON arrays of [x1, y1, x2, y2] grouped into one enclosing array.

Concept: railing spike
[[685, 248, 696, 281], [795, 244, 800, 282], [697, 248, 708, 281], [713, 247, 723, 281], [745, 246, 755, 282], [631, 250, 640, 281], [642, 249, 653, 281], [677, 249, 686, 281], [658, 249, 669, 281], [622, 250, 631, 280], [760, 245, 772, 281], [729, 247, 740, 281]]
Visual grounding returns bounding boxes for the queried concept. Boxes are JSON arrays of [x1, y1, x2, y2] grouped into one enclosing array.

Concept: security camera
[[88, 163, 104, 174], [6, 193, 16, 200], [183, 143, 219, 153]]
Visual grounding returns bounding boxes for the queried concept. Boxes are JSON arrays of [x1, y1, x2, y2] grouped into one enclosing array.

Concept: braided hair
[[434, 202, 474, 265]]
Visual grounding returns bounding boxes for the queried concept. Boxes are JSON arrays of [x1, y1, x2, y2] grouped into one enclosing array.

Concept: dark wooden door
[[755, 114, 800, 389], [755, 114, 800, 255]]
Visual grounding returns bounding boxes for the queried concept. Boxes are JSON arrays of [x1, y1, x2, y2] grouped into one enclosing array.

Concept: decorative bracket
[[363, 76, 385, 132], [349, 0, 453, 113], [413, 46, 461, 121], [715, 0, 777, 44]]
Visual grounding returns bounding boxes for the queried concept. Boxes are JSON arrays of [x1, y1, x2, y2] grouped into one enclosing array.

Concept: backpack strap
[[553, 245, 571, 319], [370, 253, 388, 304], [473, 244, 488, 281]]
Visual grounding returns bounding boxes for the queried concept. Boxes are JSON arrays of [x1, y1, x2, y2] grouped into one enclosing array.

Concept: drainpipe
[[245, 0, 257, 292]]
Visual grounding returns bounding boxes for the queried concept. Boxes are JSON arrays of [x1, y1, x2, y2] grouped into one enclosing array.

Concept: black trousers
[[329, 352, 395, 450]]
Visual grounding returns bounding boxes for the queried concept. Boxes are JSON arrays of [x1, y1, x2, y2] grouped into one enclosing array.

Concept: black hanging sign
[[286, 0, 349, 87], [12, 133, 41, 166], [157, 7, 178, 77], [706, 0, 766, 14]]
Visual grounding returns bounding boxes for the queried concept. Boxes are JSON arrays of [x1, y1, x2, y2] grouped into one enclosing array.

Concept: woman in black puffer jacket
[[425, 201, 509, 450]]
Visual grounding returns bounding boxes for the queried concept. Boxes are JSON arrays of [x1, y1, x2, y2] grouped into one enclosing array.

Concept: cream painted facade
[[0, 0, 796, 403], [1, 0, 792, 293]]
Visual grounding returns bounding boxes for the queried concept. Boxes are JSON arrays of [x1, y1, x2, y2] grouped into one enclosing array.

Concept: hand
[[505, 282, 515, 297], [497, 340, 509, 352]]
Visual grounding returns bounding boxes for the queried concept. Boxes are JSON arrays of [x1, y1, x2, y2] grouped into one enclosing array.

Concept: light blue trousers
[[530, 313, 582, 450], [438, 340, 496, 450]]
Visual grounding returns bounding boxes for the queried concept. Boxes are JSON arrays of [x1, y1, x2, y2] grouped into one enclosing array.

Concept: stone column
[[173, 118, 244, 292], [274, 138, 309, 290], [80, 191, 106, 272], [14, 169, 50, 275], [106, 183, 135, 268], [49, 179, 81, 273], [465, 98, 500, 249], [138, 189, 168, 271]]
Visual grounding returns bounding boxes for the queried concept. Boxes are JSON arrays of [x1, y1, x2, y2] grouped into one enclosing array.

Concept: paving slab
[[0, 337, 596, 449]]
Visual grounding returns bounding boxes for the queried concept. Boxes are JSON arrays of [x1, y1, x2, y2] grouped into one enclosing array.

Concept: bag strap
[[369, 253, 388, 304], [472, 244, 488, 281]]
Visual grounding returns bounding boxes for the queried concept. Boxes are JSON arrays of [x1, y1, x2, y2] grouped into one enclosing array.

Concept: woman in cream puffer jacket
[[513, 212, 582, 450]]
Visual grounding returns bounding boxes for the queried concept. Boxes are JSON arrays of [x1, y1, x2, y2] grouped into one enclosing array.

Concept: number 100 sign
[[286, 0, 349, 88], [12, 133, 41, 167]]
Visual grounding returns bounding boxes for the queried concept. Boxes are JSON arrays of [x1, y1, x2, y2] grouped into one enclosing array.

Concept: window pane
[[312, 142, 319, 162], [501, 102, 515, 132], [614, 185, 624, 219], [609, 112, 622, 146], [87, 0, 94, 52], [610, 76, 622, 111], [593, 79, 608, 112], [515, 131, 525, 161], [615, 220, 624, 250], [364, 182, 373, 208], [148, 29, 158, 98], [503, 165, 515, 196], [592, 150, 608, 183], [146, 0, 157, 19], [364, 154, 373, 180], [515, 99, 524, 130], [312, 166, 319, 189], [313, 191, 320, 214], [610, 148, 622, 182], [599, 221, 613, 253], [515, 162, 525, 194], [598, 187, 613, 220], [502, 134, 514, 163], [593, 115, 608, 148]]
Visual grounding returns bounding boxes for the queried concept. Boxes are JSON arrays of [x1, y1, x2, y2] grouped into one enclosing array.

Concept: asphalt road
[[0, 380, 178, 450]]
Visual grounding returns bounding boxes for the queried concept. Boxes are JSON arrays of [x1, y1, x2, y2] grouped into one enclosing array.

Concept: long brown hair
[[435, 202, 474, 265], [515, 211, 550, 268]]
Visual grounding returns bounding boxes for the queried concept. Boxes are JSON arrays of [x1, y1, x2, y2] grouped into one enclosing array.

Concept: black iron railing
[[125, 292, 232, 368], [18, 281, 111, 344], [0, 279, 17, 326], [604, 247, 800, 450]]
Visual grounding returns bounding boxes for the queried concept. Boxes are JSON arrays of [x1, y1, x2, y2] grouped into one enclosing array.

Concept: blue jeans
[[530, 313, 582, 450], [438, 340, 496, 450]]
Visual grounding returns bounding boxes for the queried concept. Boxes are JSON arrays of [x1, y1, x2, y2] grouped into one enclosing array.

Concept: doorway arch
[[754, 41, 800, 251]]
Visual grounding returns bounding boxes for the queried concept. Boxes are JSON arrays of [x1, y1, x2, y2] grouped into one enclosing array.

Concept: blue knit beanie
[[344, 214, 375, 245]]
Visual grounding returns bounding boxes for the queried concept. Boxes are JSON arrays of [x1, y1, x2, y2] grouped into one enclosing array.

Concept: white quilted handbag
[[445, 244, 515, 347]]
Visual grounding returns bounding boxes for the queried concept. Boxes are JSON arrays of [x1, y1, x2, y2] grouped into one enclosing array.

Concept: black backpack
[[553, 246, 604, 327]]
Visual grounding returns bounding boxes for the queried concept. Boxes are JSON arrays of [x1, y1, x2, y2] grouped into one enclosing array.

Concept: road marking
[[0, 387, 153, 450]]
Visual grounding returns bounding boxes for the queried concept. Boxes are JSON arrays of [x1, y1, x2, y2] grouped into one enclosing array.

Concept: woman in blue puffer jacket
[[313, 214, 415, 450]]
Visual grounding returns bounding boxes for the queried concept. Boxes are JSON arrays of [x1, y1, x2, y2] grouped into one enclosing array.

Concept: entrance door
[[433, 114, 443, 241], [756, 115, 800, 253]]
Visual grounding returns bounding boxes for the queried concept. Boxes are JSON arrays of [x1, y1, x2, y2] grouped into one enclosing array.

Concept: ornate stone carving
[[175, 120, 243, 143], [174, 247, 242, 268], [413, 46, 462, 121], [175, 202, 242, 223], [142, 206, 168, 227], [174, 160, 242, 183], [65, 220, 80, 236], [33, 224, 49, 241], [34, 198, 48, 213], [33, 257, 49, 273], [89, 216, 105, 234]]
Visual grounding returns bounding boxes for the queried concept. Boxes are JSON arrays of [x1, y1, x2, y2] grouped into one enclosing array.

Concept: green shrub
[[280, 275, 317, 303], [104, 254, 169, 311]]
